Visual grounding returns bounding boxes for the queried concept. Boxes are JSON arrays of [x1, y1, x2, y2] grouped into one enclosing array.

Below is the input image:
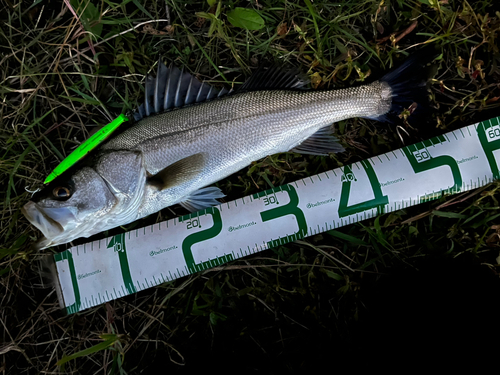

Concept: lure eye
[[53, 186, 71, 200]]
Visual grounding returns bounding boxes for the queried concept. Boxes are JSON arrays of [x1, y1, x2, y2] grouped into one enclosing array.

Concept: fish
[[22, 50, 435, 249]]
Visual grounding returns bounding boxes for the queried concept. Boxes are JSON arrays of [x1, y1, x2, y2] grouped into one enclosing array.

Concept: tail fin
[[376, 47, 438, 124]]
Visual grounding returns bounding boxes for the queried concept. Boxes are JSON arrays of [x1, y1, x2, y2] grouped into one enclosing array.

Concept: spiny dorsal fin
[[134, 62, 309, 122], [239, 66, 310, 91], [147, 153, 206, 190], [134, 62, 226, 121], [291, 126, 345, 156]]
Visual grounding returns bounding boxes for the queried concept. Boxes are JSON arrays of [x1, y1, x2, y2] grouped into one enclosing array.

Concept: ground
[[1, 0, 500, 373]]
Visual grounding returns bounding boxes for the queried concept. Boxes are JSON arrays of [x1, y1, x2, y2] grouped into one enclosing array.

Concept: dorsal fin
[[134, 62, 309, 122], [133, 62, 227, 121], [239, 66, 310, 91]]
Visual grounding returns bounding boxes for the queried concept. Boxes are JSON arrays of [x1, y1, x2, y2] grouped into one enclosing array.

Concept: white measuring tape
[[50, 116, 500, 314]]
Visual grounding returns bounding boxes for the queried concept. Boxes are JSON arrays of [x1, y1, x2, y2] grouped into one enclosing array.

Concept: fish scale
[[103, 83, 389, 170]]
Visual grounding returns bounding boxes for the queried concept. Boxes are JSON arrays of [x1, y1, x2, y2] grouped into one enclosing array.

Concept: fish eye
[[52, 186, 71, 200]]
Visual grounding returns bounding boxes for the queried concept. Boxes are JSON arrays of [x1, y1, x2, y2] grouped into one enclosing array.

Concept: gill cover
[[23, 150, 146, 249]]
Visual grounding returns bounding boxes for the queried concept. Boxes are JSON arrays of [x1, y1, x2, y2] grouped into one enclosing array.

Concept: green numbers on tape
[[263, 195, 279, 206], [185, 218, 200, 230], [487, 126, 500, 139], [338, 161, 388, 218], [53, 251, 81, 315], [253, 185, 307, 248], [403, 142, 462, 194], [179, 207, 232, 273], [477, 117, 500, 179], [107, 234, 136, 294]]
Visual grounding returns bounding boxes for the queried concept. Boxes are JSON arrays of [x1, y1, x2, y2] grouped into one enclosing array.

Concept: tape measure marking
[[51, 117, 500, 314]]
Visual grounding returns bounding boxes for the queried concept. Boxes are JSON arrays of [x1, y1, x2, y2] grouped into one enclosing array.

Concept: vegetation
[[1, 0, 499, 373]]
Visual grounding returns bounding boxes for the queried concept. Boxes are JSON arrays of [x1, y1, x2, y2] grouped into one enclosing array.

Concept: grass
[[1, 0, 500, 373]]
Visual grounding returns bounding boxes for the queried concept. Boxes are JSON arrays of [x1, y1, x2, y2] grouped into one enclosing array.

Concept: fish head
[[22, 151, 146, 249]]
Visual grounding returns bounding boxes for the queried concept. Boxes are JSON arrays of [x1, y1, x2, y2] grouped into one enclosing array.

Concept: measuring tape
[[50, 116, 500, 314]]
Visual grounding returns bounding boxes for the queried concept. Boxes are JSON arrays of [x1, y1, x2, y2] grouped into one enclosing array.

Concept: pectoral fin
[[148, 153, 206, 190]]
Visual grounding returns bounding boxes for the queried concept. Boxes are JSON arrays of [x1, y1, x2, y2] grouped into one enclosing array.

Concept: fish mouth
[[22, 202, 76, 248]]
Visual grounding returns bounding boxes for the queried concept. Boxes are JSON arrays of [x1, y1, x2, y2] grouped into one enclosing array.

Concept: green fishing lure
[[44, 114, 129, 184]]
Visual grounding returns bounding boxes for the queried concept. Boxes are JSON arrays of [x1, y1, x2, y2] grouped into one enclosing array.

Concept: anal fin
[[291, 126, 345, 156]]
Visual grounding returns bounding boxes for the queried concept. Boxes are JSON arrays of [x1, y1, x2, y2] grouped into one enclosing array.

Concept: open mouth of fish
[[22, 202, 76, 243]]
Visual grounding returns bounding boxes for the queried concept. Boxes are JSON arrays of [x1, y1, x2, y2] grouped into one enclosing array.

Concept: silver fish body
[[22, 52, 433, 249], [103, 82, 391, 220]]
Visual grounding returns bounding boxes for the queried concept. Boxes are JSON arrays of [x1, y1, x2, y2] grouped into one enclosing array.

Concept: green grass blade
[[326, 230, 369, 246], [56, 336, 119, 366]]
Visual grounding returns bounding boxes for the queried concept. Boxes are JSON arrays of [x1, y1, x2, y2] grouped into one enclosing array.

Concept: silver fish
[[22, 53, 433, 249]]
